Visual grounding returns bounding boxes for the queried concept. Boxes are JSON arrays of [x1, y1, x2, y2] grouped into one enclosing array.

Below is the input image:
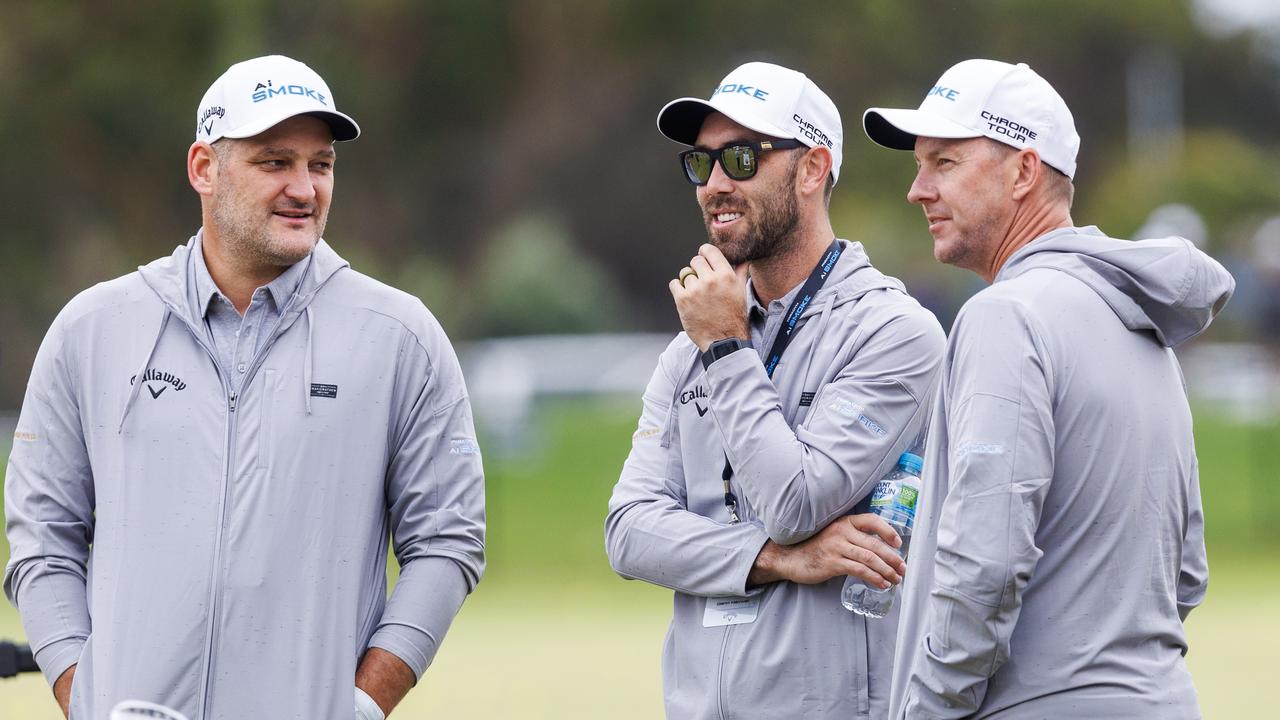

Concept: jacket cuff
[[35, 636, 85, 687], [367, 624, 436, 683], [733, 522, 772, 596], [703, 343, 759, 383], [368, 557, 469, 680]]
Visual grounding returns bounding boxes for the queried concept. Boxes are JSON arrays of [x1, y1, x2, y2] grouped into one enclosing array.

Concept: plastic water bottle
[[840, 452, 923, 618]]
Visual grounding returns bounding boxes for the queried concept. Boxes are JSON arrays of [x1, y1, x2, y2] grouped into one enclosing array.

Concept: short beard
[[703, 153, 802, 265], [210, 170, 323, 269]]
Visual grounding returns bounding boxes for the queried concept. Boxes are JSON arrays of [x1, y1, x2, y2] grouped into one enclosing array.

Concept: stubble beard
[[703, 155, 802, 266], [933, 213, 1002, 277], [211, 184, 325, 271]]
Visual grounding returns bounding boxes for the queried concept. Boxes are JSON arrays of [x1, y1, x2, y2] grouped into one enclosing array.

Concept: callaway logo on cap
[[195, 55, 360, 143], [656, 61, 844, 182], [862, 59, 1079, 178]]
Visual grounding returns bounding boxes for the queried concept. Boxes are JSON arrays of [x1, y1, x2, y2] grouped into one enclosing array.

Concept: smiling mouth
[[273, 209, 313, 222], [709, 211, 744, 228]]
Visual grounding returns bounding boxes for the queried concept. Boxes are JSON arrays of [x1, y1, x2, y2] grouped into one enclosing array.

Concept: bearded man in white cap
[[4, 55, 485, 719], [605, 61, 945, 718], [863, 59, 1234, 718]]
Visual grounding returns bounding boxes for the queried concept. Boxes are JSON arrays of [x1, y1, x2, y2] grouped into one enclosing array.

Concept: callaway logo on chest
[[679, 384, 710, 417], [130, 368, 187, 399]]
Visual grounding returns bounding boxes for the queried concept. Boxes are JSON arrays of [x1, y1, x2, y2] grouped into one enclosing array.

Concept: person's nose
[[906, 168, 935, 205], [282, 166, 317, 204], [703, 155, 736, 195]]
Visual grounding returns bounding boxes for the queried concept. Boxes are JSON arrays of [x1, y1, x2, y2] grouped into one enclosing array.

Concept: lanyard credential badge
[[703, 595, 761, 627], [721, 239, 843, 524]]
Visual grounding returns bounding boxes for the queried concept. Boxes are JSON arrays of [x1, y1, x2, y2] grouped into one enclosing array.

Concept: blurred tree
[[0, 0, 1276, 405]]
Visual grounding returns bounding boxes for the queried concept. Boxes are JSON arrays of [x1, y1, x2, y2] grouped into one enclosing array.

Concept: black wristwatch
[[701, 337, 752, 370]]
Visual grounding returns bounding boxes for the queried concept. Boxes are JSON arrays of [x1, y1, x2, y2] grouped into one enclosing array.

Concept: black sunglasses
[[678, 139, 805, 186]]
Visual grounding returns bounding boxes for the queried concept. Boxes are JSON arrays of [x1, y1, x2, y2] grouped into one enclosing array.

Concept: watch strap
[[701, 337, 752, 370]]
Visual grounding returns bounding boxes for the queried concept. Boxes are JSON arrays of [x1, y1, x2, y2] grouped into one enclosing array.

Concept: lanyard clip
[[724, 490, 741, 524], [721, 458, 740, 524]]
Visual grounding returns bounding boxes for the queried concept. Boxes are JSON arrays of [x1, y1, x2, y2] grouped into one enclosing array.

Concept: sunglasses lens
[[683, 151, 714, 185], [722, 146, 757, 180]]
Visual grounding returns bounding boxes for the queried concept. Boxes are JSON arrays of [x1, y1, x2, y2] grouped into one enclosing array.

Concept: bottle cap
[[897, 452, 924, 476]]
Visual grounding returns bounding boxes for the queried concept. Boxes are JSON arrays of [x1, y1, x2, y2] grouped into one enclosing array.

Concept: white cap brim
[[221, 108, 360, 142], [862, 107, 980, 151], [657, 97, 794, 146]]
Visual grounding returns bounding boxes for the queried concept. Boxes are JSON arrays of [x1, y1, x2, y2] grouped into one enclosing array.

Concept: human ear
[[799, 146, 833, 198], [188, 142, 217, 197], [1010, 149, 1041, 201]]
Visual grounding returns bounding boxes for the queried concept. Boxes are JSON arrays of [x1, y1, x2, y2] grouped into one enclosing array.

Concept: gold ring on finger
[[679, 267, 698, 286]]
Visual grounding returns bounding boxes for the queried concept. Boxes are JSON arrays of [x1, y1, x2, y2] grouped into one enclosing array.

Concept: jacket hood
[[754, 239, 906, 317], [117, 232, 351, 429], [996, 226, 1234, 348], [137, 231, 350, 325]]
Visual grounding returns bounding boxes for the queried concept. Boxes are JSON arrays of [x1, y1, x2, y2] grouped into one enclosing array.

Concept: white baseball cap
[[863, 59, 1079, 178], [657, 61, 844, 183], [195, 55, 359, 143]]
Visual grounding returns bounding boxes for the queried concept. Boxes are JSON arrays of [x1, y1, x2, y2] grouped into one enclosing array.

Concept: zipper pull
[[229, 392, 238, 412]]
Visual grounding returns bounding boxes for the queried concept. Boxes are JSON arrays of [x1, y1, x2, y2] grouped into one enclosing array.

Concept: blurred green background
[[4, 404, 1279, 717], [3, 0, 1280, 717]]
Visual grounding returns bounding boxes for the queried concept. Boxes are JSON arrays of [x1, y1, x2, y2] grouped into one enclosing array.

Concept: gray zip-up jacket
[[891, 227, 1233, 719], [606, 240, 945, 720], [5, 237, 485, 719]]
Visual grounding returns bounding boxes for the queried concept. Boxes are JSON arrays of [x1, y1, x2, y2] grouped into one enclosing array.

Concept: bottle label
[[898, 484, 919, 512], [870, 478, 919, 525], [869, 479, 896, 508]]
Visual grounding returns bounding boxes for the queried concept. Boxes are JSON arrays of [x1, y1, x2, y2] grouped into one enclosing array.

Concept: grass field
[[2, 399, 1278, 717]]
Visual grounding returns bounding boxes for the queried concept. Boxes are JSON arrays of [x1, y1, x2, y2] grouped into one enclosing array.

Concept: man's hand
[[355, 647, 415, 718], [53, 663, 75, 718], [669, 243, 750, 352], [748, 514, 906, 588]]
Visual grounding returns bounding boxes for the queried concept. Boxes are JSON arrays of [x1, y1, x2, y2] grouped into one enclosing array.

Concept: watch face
[[711, 340, 734, 357]]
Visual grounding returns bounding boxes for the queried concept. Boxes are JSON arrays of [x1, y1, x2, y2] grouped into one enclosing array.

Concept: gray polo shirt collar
[[190, 229, 312, 317], [748, 274, 807, 323]]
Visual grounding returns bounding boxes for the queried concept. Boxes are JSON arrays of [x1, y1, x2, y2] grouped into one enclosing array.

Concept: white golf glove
[[355, 686, 386, 720]]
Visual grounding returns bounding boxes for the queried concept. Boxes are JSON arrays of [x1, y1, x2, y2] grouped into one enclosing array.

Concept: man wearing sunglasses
[[862, 59, 1233, 718], [606, 62, 945, 719]]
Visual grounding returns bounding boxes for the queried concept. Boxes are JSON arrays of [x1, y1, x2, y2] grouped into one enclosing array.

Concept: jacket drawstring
[[118, 309, 172, 433], [303, 306, 315, 415]]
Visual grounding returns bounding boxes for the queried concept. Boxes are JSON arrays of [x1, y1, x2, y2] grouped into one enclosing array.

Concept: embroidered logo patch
[[130, 368, 187, 400]]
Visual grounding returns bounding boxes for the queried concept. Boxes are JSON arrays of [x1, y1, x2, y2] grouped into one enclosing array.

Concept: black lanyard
[[722, 239, 843, 523]]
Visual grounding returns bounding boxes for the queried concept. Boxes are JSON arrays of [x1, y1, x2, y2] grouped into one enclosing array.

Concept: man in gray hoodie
[[606, 62, 945, 719], [863, 59, 1234, 718], [4, 55, 485, 720]]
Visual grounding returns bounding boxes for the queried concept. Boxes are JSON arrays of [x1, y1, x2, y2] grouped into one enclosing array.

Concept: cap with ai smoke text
[[195, 55, 360, 144]]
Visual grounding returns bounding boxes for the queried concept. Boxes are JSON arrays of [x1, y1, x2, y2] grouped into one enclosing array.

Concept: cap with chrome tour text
[[657, 61, 844, 183], [195, 55, 360, 144], [863, 59, 1078, 178]]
